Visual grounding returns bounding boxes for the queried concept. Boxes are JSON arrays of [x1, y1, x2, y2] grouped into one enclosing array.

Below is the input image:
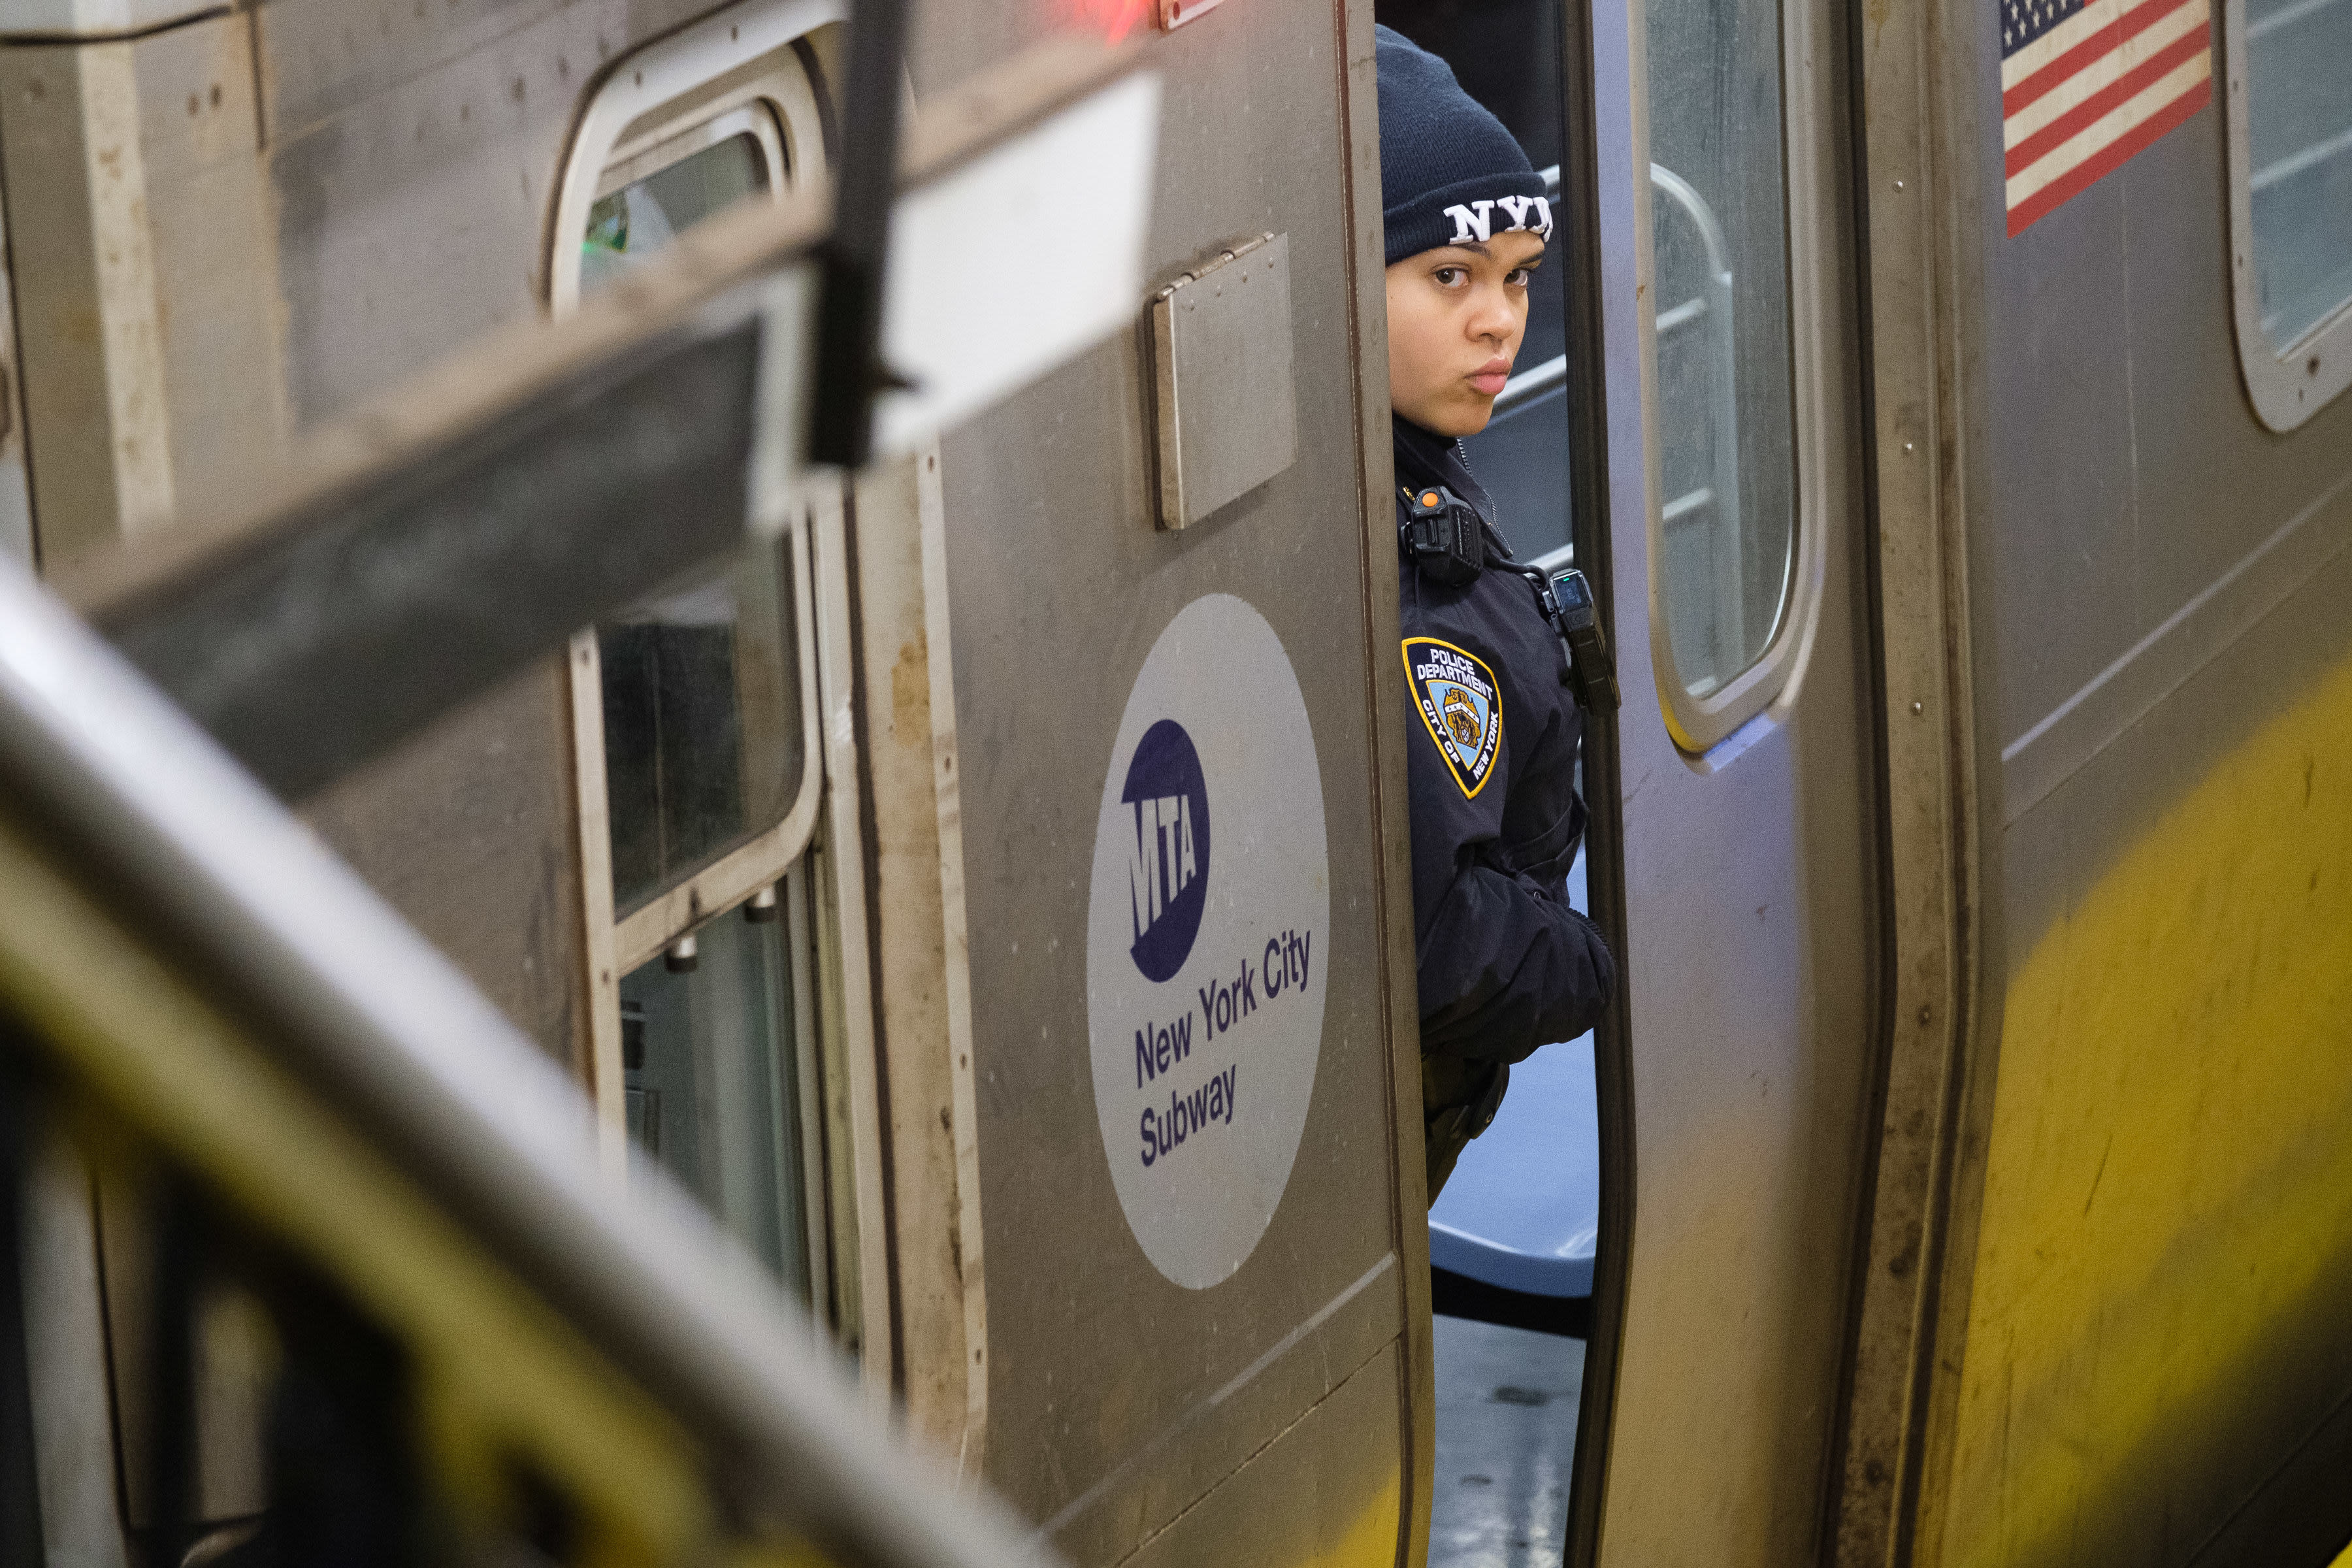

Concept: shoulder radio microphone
[[1399, 483, 1486, 586], [1399, 483, 1619, 712]]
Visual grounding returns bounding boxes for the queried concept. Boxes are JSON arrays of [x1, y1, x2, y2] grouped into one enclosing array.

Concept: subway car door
[[907, 7, 1435, 1567], [1375, 0, 1880, 1560], [532, 7, 1439, 1551], [1590, 0, 1879, 1549]]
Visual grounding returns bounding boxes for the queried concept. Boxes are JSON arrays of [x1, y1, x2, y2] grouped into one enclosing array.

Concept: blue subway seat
[[1427, 847, 1600, 1309], [1428, 1031, 1601, 1300]]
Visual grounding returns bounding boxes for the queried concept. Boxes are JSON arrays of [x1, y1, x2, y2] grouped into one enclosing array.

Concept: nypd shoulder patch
[[1403, 637, 1502, 799]]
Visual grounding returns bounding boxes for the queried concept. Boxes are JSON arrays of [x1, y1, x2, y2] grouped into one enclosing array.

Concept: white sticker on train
[[1086, 593, 1330, 1290]]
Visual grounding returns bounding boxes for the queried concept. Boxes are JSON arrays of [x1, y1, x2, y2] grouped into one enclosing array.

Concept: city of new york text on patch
[[1404, 636, 1502, 799]]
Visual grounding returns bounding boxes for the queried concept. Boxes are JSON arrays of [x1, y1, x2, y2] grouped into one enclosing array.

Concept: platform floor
[[1428, 1315, 1586, 1567]]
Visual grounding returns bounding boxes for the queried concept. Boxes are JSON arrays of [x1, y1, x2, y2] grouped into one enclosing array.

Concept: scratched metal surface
[[1582, 0, 1882, 1543], [932, 2, 1418, 1562], [251, 0, 732, 1068], [1942, 27, 2352, 1561]]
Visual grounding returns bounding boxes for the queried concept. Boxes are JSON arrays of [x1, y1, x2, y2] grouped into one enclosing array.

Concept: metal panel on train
[[0, 0, 1426, 1561], [909, 7, 1420, 1560], [1932, 0, 2352, 1558], [9, 0, 2351, 1556]]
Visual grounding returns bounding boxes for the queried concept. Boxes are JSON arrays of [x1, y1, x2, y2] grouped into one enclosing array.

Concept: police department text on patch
[[1405, 637, 1502, 798]]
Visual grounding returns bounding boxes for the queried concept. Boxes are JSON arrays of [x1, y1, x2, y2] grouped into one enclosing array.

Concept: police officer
[[1377, 26, 1617, 1200]]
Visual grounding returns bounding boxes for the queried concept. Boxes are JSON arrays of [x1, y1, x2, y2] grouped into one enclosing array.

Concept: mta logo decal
[[1404, 637, 1502, 799], [1124, 719, 1211, 983]]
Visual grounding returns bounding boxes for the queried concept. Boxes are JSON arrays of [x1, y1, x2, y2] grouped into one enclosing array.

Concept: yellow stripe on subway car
[[1937, 651, 2352, 1567]]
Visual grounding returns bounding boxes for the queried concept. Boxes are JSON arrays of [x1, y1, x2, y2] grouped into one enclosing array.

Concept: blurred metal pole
[[65, 35, 1130, 804], [0, 1039, 43, 1568], [0, 540, 1057, 1568], [810, 0, 914, 469]]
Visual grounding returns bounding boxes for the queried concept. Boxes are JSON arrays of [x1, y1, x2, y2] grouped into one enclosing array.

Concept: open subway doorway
[[1371, 2, 1631, 1563]]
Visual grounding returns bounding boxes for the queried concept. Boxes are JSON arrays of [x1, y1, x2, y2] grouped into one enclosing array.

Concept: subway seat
[[1426, 852, 1601, 1300]]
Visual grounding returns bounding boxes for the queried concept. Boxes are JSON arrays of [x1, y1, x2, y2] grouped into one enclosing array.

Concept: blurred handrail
[[1495, 160, 1745, 681], [0, 526, 1049, 1567], [61, 33, 1142, 806], [1490, 163, 1569, 423], [1646, 161, 1747, 678]]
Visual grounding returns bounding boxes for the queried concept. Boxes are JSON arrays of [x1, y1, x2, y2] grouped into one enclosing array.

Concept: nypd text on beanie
[[1375, 25, 1550, 267]]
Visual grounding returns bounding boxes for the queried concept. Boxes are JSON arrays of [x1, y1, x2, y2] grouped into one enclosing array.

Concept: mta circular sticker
[[1122, 721, 1211, 982], [1087, 594, 1329, 1289]]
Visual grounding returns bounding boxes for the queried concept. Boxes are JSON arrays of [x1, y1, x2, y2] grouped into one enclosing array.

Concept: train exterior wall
[[1929, 15, 2352, 1563], [5, 5, 1427, 1558], [0, 0, 802, 1066], [253, 0, 739, 1071], [0, 14, 286, 565], [910, 3, 1428, 1563]]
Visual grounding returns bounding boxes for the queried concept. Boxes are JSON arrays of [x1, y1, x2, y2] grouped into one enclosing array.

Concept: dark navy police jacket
[[1394, 416, 1616, 1193]]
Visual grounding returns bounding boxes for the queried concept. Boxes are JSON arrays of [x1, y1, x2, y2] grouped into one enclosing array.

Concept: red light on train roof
[[1059, 0, 1153, 41], [1057, 0, 1230, 39]]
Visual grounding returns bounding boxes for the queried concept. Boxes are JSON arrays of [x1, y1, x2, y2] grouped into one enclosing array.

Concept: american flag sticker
[[2002, 0, 2213, 235]]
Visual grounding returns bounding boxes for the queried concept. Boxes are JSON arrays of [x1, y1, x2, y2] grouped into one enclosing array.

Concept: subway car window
[[622, 903, 815, 1296], [598, 550, 806, 915], [2243, 0, 2352, 351], [552, 22, 838, 1307], [581, 130, 771, 296], [1646, 0, 1799, 700], [579, 123, 808, 915], [2225, 0, 2352, 425]]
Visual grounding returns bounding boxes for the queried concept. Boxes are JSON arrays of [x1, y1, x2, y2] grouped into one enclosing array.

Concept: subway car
[[0, 0, 2344, 1561]]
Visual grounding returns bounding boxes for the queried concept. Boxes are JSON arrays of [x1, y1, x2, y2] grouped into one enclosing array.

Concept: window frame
[[2224, 0, 2352, 431], [595, 103, 787, 208], [602, 515, 826, 975], [547, 0, 843, 315], [548, 0, 842, 1157], [1627, 0, 1837, 754]]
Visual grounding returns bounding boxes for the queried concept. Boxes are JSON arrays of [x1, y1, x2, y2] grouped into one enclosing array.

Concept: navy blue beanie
[[1375, 25, 1549, 266]]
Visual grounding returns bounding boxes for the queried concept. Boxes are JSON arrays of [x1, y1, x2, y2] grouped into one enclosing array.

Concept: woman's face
[[1384, 229, 1546, 437]]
